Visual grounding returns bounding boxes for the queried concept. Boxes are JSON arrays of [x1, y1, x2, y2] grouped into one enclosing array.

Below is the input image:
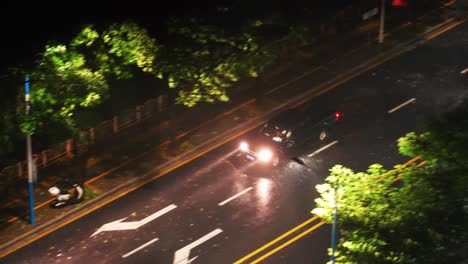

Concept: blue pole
[[25, 75, 35, 225], [330, 205, 338, 263], [330, 179, 339, 264], [28, 181, 35, 225]]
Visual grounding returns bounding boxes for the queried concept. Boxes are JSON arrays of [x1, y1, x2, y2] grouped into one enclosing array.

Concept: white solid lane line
[[307, 140, 339, 157], [387, 98, 416, 113], [122, 238, 159, 258], [218, 187, 253, 206], [461, 68, 468, 74]]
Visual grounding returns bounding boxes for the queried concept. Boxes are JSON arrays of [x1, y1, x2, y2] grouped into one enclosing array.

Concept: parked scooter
[[48, 184, 84, 208]]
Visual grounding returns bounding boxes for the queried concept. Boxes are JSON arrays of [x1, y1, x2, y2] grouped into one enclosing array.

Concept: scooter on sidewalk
[[48, 184, 84, 208]]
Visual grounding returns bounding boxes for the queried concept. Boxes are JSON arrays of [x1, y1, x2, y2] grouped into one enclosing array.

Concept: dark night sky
[[1, 0, 196, 69], [0, 0, 350, 71]]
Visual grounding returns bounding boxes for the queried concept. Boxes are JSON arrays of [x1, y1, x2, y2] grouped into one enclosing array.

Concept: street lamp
[[291, 157, 337, 263], [25, 75, 36, 225], [379, 0, 386, 43]]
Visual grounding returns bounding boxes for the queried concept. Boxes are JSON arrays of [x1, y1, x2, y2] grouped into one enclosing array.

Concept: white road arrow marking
[[90, 204, 177, 237], [173, 228, 223, 264]]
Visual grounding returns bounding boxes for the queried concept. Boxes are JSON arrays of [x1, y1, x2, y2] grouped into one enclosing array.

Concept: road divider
[[233, 216, 323, 264], [307, 140, 339, 157], [387, 98, 416, 113], [424, 18, 466, 41], [250, 221, 326, 264], [392, 158, 426, 183], [218, 187, 253, 206], [377, 156, 422, 183]]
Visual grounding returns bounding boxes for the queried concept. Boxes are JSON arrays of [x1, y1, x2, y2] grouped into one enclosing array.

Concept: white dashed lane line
[[218, 187, 253, 206], [307, 140, 339, 157], [387, 98, 416, 114], [122, 238, 159, 258]]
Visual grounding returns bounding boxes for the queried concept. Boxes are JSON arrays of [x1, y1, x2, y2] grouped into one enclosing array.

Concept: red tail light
[[392, 0, 407, 6], [335, 112, 342, 120]]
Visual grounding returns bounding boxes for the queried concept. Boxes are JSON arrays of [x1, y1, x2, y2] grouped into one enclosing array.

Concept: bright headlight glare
[[239, 142, 249, 151], [258, 149, 273, 161]]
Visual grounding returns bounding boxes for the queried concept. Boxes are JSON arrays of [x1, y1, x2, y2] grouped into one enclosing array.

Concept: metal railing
[[0, 95, 167, 188]]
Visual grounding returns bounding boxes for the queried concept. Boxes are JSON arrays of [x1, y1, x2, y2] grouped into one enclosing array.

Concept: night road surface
[[3, 20, 467, 264]]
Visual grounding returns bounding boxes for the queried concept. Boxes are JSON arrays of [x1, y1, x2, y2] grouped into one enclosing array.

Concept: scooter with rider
[[48, 183, 84, 208]]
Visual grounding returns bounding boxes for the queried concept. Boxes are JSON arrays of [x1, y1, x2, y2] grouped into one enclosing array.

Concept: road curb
[[0, 14, 465, 259]]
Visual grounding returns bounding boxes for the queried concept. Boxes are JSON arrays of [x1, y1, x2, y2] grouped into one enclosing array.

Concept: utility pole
[[25, 75, 36, 225], [379, 0, 386, 43]]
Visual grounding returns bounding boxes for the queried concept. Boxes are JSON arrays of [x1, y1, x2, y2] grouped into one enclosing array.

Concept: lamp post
[[379, 0, 386, 43], [25, 75, 36, 225]]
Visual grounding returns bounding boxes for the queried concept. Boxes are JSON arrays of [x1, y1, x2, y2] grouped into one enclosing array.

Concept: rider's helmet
[[48, 186, 60, 196]]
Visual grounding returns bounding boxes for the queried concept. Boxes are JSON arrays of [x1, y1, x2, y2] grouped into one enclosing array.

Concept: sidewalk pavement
[[0, 2, 465, 258]]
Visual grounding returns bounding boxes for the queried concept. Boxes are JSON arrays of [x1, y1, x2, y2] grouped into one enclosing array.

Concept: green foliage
[[399, 100, 468, 169], [84, 186, 99, 199], [314, 99, 468, 264], [315, 162, 465, 263], [159, 17, 275, 107], [102, 22, 159, 75], [20, 22, 160, 136], [20, 44, 108, 135]]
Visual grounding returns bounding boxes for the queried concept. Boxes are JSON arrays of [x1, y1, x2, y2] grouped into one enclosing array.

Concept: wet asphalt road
[[3, 21, 467, 264]]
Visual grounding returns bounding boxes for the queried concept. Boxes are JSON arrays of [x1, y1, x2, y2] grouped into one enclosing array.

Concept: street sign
[[362, 8, 378, 20], [90, 204, 177, 237]]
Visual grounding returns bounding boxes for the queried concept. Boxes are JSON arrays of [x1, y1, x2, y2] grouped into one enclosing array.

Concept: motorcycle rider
[[48, 184, 84, 207]]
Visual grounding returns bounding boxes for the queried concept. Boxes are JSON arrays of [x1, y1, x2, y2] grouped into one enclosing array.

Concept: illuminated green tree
[[70, 22, 158, 78], [20, 22, 159, 136], [159, 17, 275, 107], [313, 99, 468, 264]]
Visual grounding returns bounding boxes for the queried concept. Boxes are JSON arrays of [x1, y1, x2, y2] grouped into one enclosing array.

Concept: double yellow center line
[[234, 216, 326, 264], [233, 155, 427, 263]]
